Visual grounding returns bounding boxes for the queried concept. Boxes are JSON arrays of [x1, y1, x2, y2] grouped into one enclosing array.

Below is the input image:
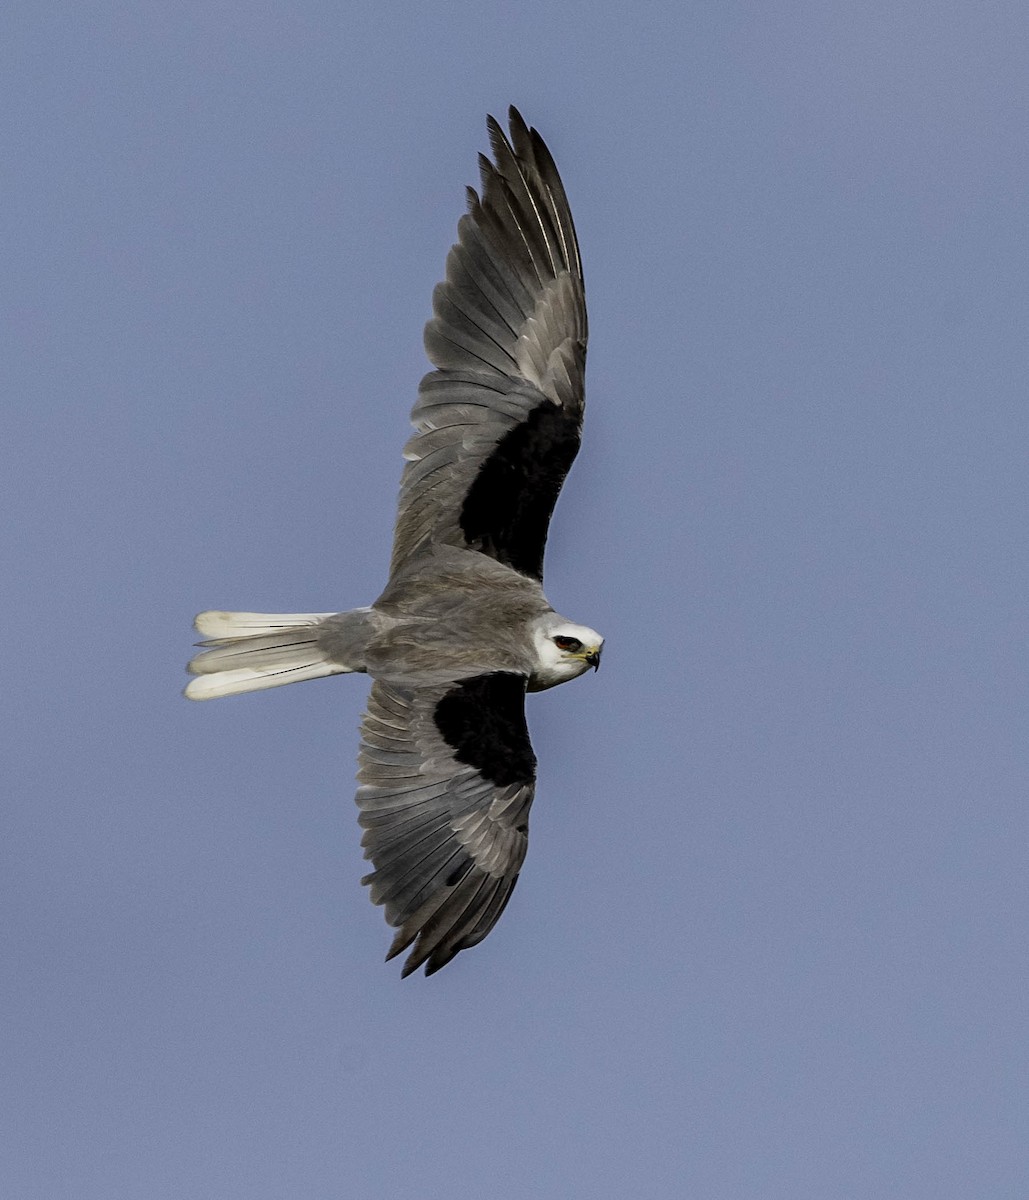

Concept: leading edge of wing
[[356, 673, 536, 977], [390, 108, 588, 583]]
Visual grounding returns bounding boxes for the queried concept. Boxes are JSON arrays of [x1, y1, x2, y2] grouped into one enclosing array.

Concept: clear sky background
[[4, 3, 1027, 1197]]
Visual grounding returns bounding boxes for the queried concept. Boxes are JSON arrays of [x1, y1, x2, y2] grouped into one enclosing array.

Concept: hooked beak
[[585, 649, 601, 671]]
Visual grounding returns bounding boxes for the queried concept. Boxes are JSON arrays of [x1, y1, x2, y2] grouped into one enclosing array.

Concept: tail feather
[[185, 610, 348, 701], [193, 610, 336, 638]]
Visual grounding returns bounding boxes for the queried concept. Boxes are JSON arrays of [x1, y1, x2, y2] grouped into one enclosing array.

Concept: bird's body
[[186, 109, 602, 976]]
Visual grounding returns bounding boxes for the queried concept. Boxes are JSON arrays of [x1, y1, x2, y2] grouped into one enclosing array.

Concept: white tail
[[185, 610, 345, 700]]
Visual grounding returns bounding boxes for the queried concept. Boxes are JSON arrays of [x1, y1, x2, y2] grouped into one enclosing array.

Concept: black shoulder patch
[[434, 673, 536, 788], [459, 399, 581, 580]]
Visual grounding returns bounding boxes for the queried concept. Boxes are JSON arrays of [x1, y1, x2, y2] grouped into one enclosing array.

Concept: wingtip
[[485, 114, 513, 168], [506, 105, 530, 142]]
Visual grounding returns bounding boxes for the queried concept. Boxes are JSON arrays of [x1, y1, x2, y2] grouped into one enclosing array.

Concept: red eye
[[553, 636, 582, 652]]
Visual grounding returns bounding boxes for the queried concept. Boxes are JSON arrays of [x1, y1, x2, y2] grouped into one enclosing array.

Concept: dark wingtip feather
[[384, 917, 419, 962], [506, 106, 529, 142], [506, 107, 536, 167], [477, 151, 494, 193], [485, 113, 510, 163]]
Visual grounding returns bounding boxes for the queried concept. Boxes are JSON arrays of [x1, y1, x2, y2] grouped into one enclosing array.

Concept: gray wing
[[390, 107, 587, 584], [357, 672, 536, 976]]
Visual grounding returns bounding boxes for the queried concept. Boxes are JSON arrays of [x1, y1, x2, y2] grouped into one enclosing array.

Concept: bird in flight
[[186, 108, 602, 977]]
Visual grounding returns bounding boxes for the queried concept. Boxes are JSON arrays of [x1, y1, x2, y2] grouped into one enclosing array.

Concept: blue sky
[[3, 3, 1027, 1197]]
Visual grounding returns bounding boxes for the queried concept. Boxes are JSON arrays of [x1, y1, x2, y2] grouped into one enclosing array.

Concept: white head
[[529, 613, 605, 691]]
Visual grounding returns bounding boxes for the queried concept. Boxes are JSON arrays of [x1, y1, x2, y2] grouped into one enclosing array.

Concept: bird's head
[[529, 614, 604, 691]]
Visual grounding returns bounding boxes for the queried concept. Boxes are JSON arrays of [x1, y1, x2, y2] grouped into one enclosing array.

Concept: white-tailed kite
[[186, 109, 602, 976]]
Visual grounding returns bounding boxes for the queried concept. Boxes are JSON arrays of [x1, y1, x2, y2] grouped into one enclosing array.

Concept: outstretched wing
[[357, 673, 536, 976], [390, 107, 587, 583]]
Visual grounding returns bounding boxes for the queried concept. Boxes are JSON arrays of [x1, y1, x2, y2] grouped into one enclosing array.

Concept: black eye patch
[[553, 636, 583, 652]]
